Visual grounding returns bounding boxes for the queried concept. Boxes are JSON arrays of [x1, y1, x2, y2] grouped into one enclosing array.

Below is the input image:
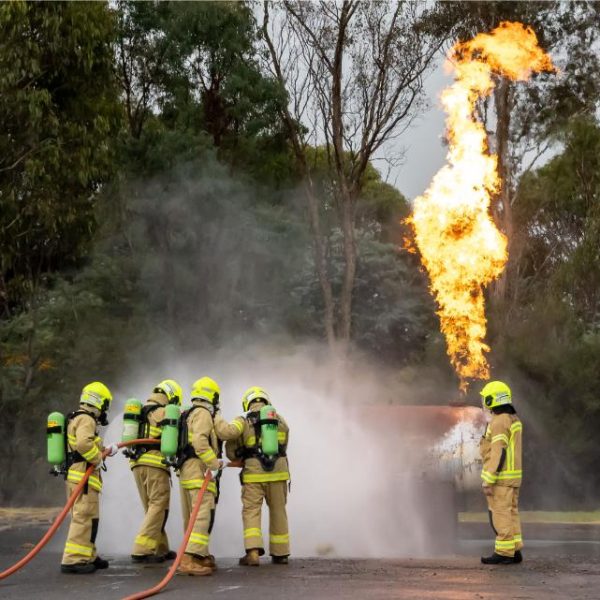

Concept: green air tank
[[160, 404, 180, 458], [121, 398, 143, 442], [47, 411, 66, 465], [260, 405, 279, 456]]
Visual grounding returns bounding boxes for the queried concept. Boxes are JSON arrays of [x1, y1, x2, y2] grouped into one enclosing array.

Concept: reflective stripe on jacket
[[67, 411, 103, 492], [480, 413, 522, 487], [225, 404, 290, 484], [129, 395, 168, 472], [177, 402, 244, 492]]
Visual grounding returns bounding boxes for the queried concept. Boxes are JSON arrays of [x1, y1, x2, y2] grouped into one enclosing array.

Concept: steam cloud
[[96, 344, 469, 558]]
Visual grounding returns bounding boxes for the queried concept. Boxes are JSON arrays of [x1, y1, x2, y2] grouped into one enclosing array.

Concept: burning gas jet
[[410, 22, 555, 391]]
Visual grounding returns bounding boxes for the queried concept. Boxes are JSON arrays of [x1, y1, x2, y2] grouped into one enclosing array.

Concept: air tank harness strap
[[67, 451, 87, 464], [127, 405, 162, 460], [159, 415, 179, 429]]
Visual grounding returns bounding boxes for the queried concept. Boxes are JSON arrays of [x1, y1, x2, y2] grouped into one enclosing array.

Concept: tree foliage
[[0, 1, 599, 504], [0, 1, 121, 315]]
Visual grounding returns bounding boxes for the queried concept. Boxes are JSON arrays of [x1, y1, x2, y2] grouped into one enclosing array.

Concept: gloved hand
[[210, 461, 224, 479], [105, 443, 119, 457], [482, 484, 494, 497]]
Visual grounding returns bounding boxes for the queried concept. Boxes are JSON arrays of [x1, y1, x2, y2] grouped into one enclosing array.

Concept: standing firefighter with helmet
[[479, 380, 523, 565], [226, 386, 290, 566], [176, 376, 245, 576], [126, 379, 182, 563], [59, 382, 118, 574]]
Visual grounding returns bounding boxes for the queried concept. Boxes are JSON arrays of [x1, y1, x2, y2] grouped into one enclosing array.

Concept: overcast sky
[[385, 58, 454, 202]]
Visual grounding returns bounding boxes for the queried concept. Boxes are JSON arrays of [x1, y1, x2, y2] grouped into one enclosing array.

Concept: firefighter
[[479, 380, 523, 565], [61, 382, 118, 574], [129, 379, 181, 563], [176, 376, 245, 576], [225, 386, 290, 567]]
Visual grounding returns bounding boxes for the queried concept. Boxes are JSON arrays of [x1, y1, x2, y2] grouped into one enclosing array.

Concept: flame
[[409, 22, 555, 391]]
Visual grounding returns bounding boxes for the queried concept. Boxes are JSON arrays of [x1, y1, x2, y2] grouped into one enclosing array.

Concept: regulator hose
[[0, 438, 159, 580], [121, 471, 213, 600]]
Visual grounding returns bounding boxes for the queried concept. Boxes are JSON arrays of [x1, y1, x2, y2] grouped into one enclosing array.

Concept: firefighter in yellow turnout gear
[[129, 379, 181, 563], [61, 382, 117, 574], [226, 386, 290, 566], [176, 377, 245, 576], [479, 380, 523, 565]]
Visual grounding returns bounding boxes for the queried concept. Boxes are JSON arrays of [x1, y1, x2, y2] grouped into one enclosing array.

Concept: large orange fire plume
[[410, 22, 555, 391]]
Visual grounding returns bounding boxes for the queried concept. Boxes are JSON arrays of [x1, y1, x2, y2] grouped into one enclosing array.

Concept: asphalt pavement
[[1, 524, 599, 600]]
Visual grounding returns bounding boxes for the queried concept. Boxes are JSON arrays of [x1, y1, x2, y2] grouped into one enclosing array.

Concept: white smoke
[[96, 343, 478, 559]]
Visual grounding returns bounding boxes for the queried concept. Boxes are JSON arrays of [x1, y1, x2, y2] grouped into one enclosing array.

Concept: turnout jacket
[[178, 401, 244, 494], [480, 412, 522, 487], [67, 408, 103, 492], [225, 403, 290, 484], [129, 393, 168, 472]]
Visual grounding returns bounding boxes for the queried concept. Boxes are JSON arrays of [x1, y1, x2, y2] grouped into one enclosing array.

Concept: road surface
[[1, 524, 599, 599]]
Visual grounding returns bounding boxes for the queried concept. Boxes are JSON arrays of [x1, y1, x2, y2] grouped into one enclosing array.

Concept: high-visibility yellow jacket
[[225, 404, 290, 484], [129, 393, 168, 472], [178, 402, 244, 495], [67, 408, 103, 493], [480, 412, 522, 487]]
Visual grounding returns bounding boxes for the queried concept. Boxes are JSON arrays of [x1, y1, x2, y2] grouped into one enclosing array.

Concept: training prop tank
[[355, 404, 486, 491]]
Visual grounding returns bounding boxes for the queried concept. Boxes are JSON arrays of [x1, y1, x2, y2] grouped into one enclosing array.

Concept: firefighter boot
[[272, 555, 289, 565], [177, 554, 213, 576], [61, 562, 97, 574], [481, 552, 514, 565], [93, 556, 109, 569], [197, 555, 217, 571], [239, 549, 260, 567], [131, 553, 165, 564], [513, 550, 523, 564]]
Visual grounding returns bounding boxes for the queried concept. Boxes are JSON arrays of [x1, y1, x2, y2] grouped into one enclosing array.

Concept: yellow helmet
[[191, 376, 220, 405], [480, 380, 512, 410], [242, 386, 270, 412], [153, 379, 182, 406], [80, 381, 112, 412]]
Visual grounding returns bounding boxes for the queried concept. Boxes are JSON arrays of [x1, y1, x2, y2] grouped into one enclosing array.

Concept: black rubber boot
[[131, 554, 165, 564], [271, 555, 289, 565], [93, 556, 109, 569], [61, 562, 97, 574], [481, 552, 514, 565], [164, 550, 177, 561], [513, 550, 523, 563]]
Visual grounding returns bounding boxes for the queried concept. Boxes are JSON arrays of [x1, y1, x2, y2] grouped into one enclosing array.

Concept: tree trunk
[[491, 79, 513, 304], [303, 177, 336, 348], [330, 1, 356, 353], [337, 191, 357, 347], [261, 4, 336, 349]]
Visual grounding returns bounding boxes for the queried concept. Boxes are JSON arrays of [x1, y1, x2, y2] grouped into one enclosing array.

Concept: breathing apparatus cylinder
[[47, 412, 66, 465], [260, 405, 279, 456], [121, 398, 143, 442], [160, 404, 180, 458]]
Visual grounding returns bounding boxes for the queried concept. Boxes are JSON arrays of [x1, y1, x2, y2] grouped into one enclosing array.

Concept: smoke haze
[[97, 344, 465, 559]]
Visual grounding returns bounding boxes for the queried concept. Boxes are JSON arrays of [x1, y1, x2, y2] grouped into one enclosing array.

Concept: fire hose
[[123, 461, 244, 600], [0, 438, 159, 581], [121, 470, 214, 600]]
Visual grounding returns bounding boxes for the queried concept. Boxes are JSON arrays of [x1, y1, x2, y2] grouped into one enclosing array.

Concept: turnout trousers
[[487, 486, 523, 557], [242, 481, 289, 557], [132, 466, 170, 556], [61, 482, 99, 565], [182, 488, 216, 558]]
